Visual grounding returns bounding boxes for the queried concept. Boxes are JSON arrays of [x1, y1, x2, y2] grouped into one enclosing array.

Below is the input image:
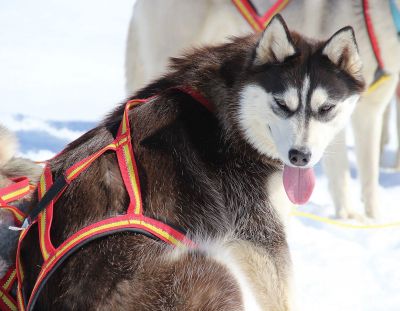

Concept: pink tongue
[[283, 165, 315, 205]]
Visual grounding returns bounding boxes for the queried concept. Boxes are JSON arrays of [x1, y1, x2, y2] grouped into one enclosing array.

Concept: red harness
[[0, 89, 206, 311], [0, 178, 33, 311]]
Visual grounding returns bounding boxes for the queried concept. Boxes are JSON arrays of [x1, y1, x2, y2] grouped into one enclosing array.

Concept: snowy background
[[1, 1, 400, 310]]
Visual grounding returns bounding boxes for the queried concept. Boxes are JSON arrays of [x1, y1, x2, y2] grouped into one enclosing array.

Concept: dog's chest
[[265, 170, 294, 225]]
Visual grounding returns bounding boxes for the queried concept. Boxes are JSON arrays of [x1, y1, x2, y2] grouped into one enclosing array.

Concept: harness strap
[[1, 205, 25, 226], [37, 167, 55, 260], [27, 213, 194, 310], [0, 177, 35, 310], [0, 266, 18, 311], [115, 100, 145, 215], [18, 89, 207, 310], [232, 0, 289, 32], [26, 111, 144, 225], [16, 226, 29, 311], [362, 0, 385, 70], [0, 178, 32, 207]]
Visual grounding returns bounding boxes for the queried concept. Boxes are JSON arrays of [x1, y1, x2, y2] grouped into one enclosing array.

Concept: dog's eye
[[273, 97, 287, 109], [319, 104, 335, 114]]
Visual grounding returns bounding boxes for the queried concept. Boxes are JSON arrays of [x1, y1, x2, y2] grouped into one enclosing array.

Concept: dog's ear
[[254, 14, 297, 65], [322, 27, 362, 79]]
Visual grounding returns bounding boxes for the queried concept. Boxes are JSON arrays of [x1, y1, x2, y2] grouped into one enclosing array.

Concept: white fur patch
[[275, 87, 299, 111], [0, 125, 17, 167], [322, 28, 362, 77], [301, 75, 310, 107], [210, 245, 263, 311], [310, 86, 329, 111], [255, 17, 296, 64], [167, 240, 263, 311], [266, 171, 293, 225], [238, 84, 281, 159]]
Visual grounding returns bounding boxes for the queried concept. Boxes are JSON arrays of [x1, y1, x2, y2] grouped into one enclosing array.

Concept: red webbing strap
[[0, 177, 31, 206], [0, 266, 18, 311], [64, 132, 138, 184], [37, 167, 56, 261], [232, 0, 290, 32], [20, 89, 205, 310], [362, 0, 385, 69], [26, 214, 195, 310], [115, 99, 147, 215], [16, 225, 30, 311], [0, 206, 25, 226], [0, 177, 33, 310], [175, 86, 214, 112]]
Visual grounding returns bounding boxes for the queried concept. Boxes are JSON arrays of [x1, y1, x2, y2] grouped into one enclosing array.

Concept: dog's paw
[[336, 207, 350, 219], [365, 204, 381, 220], [335, 208, 365, 222]]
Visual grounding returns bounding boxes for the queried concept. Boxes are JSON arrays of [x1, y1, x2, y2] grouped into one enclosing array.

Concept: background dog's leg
[[322, 129, 356, 219], [352, 75, 399, 219], [380, 104, 391, 158], [396, 80, 400, 169]]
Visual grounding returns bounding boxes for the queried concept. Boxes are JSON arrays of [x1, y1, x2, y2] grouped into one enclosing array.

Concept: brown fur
[[19, 18, 364, 310]]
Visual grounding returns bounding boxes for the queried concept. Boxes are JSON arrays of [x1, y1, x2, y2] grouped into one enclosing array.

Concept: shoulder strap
[[0, 266, 18, 311]]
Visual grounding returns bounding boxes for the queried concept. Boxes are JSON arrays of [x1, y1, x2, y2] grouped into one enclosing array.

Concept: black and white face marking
[[281, 76, 358, 167], [238, 77, 359, 167], [237, 15, 364, 168]]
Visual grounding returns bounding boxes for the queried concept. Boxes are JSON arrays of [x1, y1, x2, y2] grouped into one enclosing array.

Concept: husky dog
[[126, 0, 400, 219], [0, 125, 42, 277], [20, 16, 364, 310]]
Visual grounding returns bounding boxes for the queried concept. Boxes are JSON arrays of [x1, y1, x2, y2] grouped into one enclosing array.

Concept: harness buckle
[[8, 218, 30, 231]]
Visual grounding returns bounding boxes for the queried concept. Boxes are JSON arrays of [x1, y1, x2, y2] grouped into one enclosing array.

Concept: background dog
[[125, 0, 400, 219]]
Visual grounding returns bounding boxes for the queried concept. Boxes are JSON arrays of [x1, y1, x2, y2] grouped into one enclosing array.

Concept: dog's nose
[[288, 148, 311, 166]]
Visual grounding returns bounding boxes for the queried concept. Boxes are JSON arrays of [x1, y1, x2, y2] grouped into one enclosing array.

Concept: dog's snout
[[288, 148, 311, 166]]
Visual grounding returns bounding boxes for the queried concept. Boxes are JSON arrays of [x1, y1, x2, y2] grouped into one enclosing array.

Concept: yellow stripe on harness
[[1, 186, 31, 203], [0, 293, 17, 311], [366, 74, 392, 94], [2, 270, 16, 291]]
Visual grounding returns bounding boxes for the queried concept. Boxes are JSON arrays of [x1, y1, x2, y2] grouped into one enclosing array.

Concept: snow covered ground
[[1, 1, 400, 310]]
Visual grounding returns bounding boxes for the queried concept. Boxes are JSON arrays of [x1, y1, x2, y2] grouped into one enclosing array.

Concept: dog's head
[[237, 15, 365, 203]]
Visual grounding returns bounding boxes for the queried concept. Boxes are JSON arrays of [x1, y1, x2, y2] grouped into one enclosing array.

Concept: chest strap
[[16, 88, 210, 311]]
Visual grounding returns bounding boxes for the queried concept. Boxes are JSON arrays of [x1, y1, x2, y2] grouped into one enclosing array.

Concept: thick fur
[[0, 125, 42, 277], [20, 17, 364, 310], [126, 0, 400, 219]]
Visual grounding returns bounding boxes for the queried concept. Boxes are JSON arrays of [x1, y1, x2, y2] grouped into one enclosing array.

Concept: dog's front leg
[[352, 74, 399, 218]]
